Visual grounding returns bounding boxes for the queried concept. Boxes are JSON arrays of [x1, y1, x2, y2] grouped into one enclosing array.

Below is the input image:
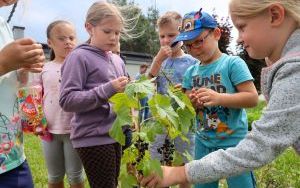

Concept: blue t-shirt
[[182, 53, 253, 147], [157, 54, 198, 94]]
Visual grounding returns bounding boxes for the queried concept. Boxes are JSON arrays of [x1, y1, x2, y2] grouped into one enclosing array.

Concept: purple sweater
[[59, 44, 126, 148]]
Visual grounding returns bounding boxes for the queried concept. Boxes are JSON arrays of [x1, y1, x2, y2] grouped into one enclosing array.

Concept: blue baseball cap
[[171, 9, 217, 47]]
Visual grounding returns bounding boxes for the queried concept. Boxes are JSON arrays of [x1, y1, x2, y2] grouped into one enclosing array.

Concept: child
[[148, 11, 199, 188], [40, 20, 84, 188], [140, 1, 300, 187], [59, 2, 131, 187], [0, 0, 45, 187], [180, 10, 258, 188]]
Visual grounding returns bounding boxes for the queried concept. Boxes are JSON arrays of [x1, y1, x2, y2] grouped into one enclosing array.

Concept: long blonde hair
[[85, 1, 140, 40], [229, 0, 300, 26]]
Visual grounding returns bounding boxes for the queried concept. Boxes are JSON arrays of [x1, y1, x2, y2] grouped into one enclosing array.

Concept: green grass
[[24, 135, 89, 188], [246, 100, 266, 130], [24, 101, 300, 187]]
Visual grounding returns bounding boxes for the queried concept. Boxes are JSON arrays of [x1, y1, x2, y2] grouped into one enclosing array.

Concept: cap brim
[[171, 28, 205, 47]]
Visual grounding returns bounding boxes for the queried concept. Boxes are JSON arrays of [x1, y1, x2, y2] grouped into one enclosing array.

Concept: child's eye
[[236, 24, 246, 31], [103, 29, 111, 34]]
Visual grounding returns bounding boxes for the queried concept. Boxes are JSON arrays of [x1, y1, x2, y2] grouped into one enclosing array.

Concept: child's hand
[[189, 88, 204, 109], [196, 87, 221, 106], [111, 76, 128, 92], [0, 38, 45, 73], [155, 45, 172, 63]]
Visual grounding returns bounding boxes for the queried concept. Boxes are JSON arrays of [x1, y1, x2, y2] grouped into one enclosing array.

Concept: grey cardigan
[[185, 29, 300, 183]]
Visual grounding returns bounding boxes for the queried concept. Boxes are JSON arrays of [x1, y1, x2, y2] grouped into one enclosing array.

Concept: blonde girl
[[139, 0, 300, 187], [59, 1, 137, 187]]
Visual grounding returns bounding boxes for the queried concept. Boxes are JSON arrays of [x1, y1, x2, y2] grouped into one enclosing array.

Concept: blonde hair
[[85, 1, 140, 40], [229, 0, 300, 26], [157, 11, 182, 29]]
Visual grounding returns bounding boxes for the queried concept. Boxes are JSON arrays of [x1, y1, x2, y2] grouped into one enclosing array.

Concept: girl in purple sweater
[[59, 2, 130, 188]]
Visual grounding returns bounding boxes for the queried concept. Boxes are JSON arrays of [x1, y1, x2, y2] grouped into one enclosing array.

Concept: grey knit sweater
[[185, 29, 300, 183]]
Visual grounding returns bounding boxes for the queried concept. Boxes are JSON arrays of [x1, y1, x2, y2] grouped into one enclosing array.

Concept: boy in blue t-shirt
[[172, 10, 258, 188], [148, 11, 198, 188]]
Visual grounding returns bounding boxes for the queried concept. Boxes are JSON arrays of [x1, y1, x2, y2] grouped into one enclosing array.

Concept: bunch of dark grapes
[[131, 138, 149, 175], [157, 138, 175, 166]]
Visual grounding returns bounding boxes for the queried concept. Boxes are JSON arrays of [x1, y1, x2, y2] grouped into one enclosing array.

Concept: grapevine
[[109, 76, 195, 188]]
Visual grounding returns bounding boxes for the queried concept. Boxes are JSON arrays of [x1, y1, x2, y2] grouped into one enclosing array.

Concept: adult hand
[[0, 38, 45, 75], [111, 76, 128, 92]]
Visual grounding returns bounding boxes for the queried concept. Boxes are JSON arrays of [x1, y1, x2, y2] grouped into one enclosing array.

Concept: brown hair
[[46, 20, 73, 61]]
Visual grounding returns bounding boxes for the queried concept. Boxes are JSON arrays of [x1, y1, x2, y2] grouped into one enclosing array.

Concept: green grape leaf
[[141, 121, 164, 142], [119, 163, 137, 188], [148, 94, 179, 128], [109, 93, 137, 111], [183, 150, 193, 162], [179, 92, 196, 116], [122, 146, 138, 164], [109, 105, 132, 145], [125, 77, 155, 98], [119, 175, 137, 188], [177, 108, 194, 135], [172, 151, 184, 166], [142, 159, 163, 177], [167, 89, 185, 109]]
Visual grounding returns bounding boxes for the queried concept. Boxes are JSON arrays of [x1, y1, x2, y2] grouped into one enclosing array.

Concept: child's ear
[[47, 39, 52, 48], [85, 23, 93, 36], [213, 28, 222, 40], [268, 3, 285, 26]]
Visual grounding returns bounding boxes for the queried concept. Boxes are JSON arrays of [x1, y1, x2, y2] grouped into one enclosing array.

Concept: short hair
[[157, 11, 182, 29], [140, 64, 148, 68]]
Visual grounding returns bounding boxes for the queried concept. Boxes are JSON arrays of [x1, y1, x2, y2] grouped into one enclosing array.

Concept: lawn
[[24, 101, 300, 187]]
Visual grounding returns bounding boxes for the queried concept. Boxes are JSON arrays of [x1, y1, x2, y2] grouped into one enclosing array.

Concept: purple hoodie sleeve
[[59, 52, 116, 112]]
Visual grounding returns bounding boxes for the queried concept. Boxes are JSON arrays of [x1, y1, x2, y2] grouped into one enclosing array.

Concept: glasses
[[184, 30, 213, 50]]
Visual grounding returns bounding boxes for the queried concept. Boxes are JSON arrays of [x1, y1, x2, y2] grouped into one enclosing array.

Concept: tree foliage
[[110, 0, 159, 55], [213, 13, 233, 54]]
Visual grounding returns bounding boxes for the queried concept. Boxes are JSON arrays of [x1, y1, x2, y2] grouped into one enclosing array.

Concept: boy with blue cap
[[176, 9, 258, 188]]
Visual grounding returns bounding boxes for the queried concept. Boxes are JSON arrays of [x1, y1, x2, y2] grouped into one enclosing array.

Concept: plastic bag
[[17, 84, 51, 140]]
